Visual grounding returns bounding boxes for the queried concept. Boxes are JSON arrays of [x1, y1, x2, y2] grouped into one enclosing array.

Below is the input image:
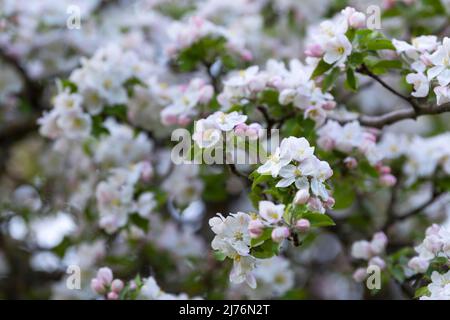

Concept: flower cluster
[[139, 276, 200, 300], [419, 271, 450, 300], [318, 120, 381, 164], [408, 224, 450, 274], [377, 132, 450, 184], [230, 256, 294, 299], [91, 267, 124, 300], [161, 78, 214, 126], [38, 45, 152, 143], [94, 119, 153, 167], [394, 36, 450, 104], [218, 60, 336, 125], [95, 163, 156, 233], [257, 136, 334, 213], [193, 111, 262, 149], [304, 7, 367, 66], [209, 212, 257, 288], [351, 232, 388, 283]]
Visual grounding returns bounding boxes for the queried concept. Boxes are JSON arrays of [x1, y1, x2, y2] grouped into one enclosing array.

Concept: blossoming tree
[[1, 0, 450, 300]]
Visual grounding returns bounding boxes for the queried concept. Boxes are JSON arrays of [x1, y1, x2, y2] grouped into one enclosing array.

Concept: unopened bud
[[271, 226, 290, 243], [295, 219, 310, 232]]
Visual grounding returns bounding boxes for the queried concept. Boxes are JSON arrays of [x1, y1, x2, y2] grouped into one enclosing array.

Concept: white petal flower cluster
[[192, 111, 259, 149], [231, 256, 294, 299], [394, 36, 450, 103], [408, 224, 450, 274], [94, 118, 153, 167], [420, 271, 450, 300], [351, 232, 388, 283], [376, 132, 450, 184], [70, 44, 153, 108], [218, 60, 336, 125], [38, 89, 91, 141], [166, 16, 251, 60], [139, 276, 201, 300], [209, 212, 257, 288], [162, 164, 204, 206], [38, 45, 153, 143], [257, 136, 333, 213], [161, 78, 214, 126], [351, 232, 388, 261], [95, 163, 156, 233], [304, 7, 364, 66], [318, 120, 381, 165]]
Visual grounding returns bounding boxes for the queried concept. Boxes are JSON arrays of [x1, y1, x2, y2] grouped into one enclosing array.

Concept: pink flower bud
[[307, 197, 325, 214], [234, 123, 248, 136], [199, 85, 214, 104], [295, 219, 310, 232], [271, 226, 290, 243], [107, 291, 119, 300], [140, 161, 153, 182], [241, 50, 253, 61], [349, 12, 366, 29], [321, 101, 336, 111], [177, 115, 191, 126], [111, 279, 124, 293], [380, 174, 397, 187], [351, 240, 372, 260], [305, 44, 324, 58], [294, 189, 310, 205], [128, 280, 137, 290], [97, 267, 113, 285], [378, 166, 391, 175], [248, 219, 264, 238], [91, 278, 106, 294], [246, 123, 263, 140], [370, 232, 388, 255], [324, 196, 335, 209], [344, 157, 358, 169], [352, 268, 367, 282], [382, 0, 396, 9], [369, 256, 386, 270], [408, 257, 429, 273], [317, 136, 335, 151], [161, 113, 178, 126]]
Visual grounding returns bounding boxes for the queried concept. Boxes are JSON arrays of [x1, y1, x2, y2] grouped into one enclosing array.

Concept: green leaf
[[60, 79, 78, 93], [213, 251, 227, 261], [129, 213, 149, 232], [302, 212, 335, 227], [322, 67, 341, 92], [345, 68, 357, 91], [359, 160, 379, 178], [365, 39, 395, 51], [347, 52, 366, 67], [414, 286, 430, 299], [389, 265, 406, 282], [250, 228, 273, 247], [332, 181, 355, 209], [251, 173, 272, 189], [372, 60, 403, 69], [250, 239, 279, 259], [311, 59, 334, 79]]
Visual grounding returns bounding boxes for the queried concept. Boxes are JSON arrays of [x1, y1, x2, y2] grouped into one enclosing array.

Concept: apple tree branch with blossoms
[[1, 0, 450, 300]]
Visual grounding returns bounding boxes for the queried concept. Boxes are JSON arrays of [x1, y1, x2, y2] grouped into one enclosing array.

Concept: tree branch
[[357, 102, 450, 128], [357, 64, 420, 111], [382, 188, 443, 232]]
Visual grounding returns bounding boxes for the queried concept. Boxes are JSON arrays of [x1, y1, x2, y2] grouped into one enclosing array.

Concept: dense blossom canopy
[[1, 0, 450, 300]]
